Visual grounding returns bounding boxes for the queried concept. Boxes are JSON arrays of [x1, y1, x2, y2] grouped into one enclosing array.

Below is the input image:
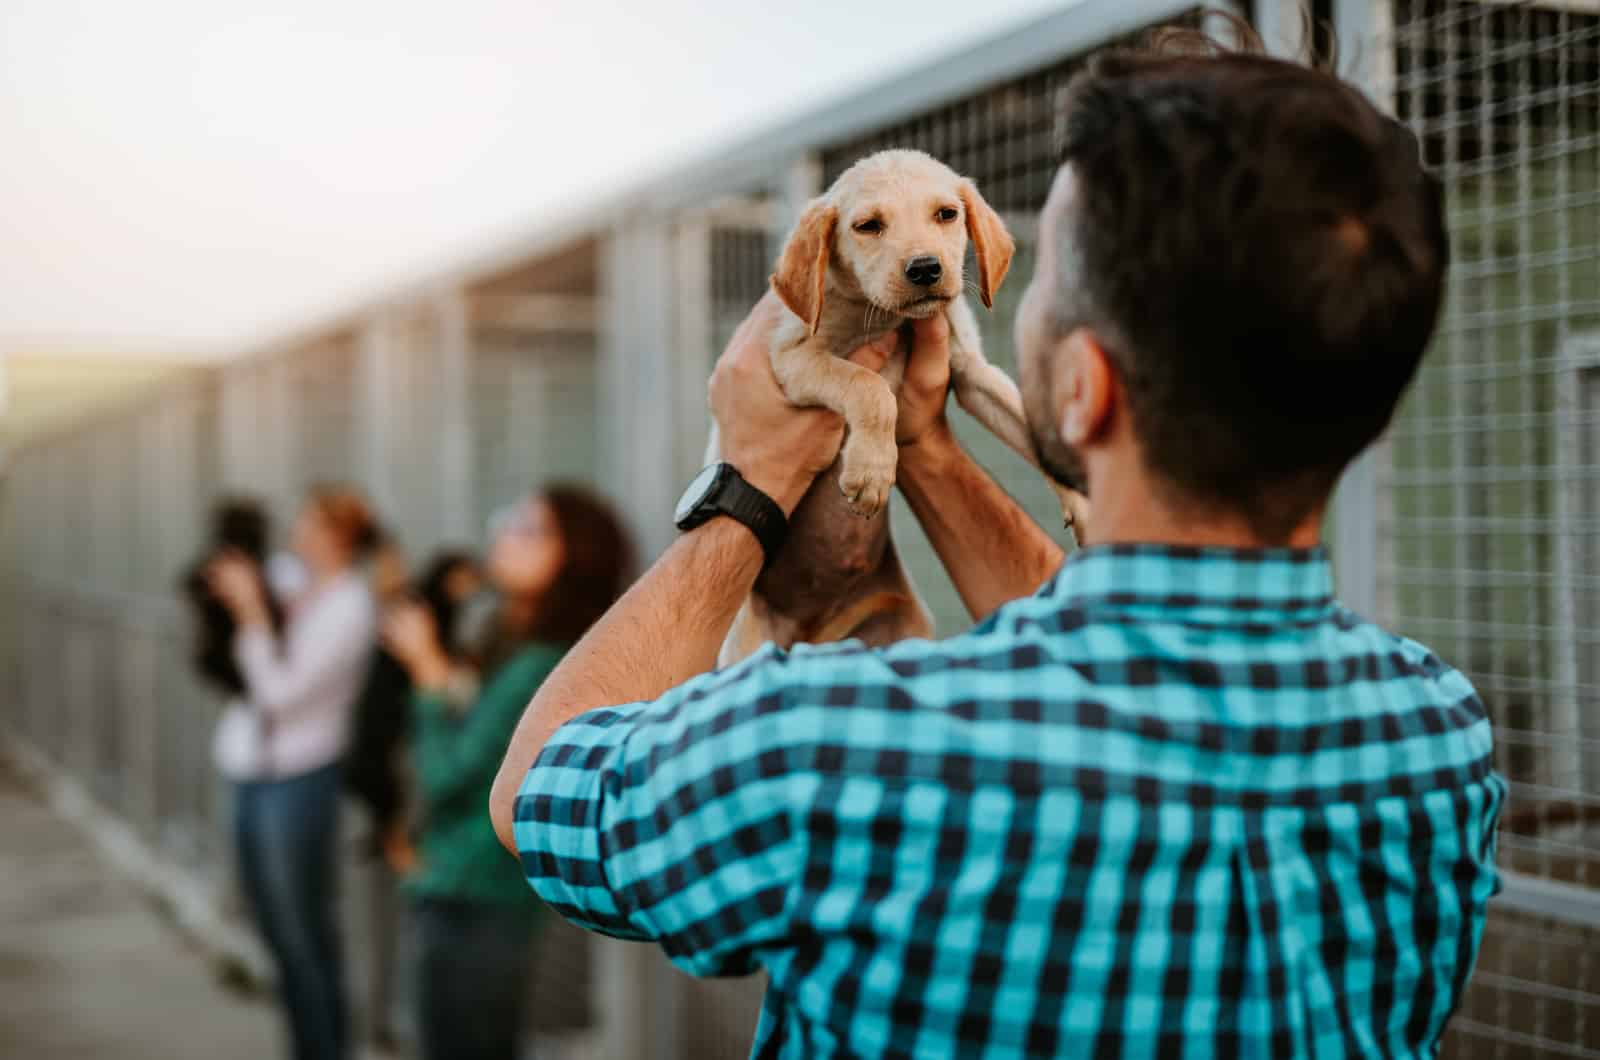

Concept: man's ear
[[770, 199, 837, 335], [959, 179, 1014, 309], [1057, 328, 1117, 447]]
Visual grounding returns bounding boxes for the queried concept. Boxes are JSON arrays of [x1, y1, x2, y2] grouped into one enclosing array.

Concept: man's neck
[[1081, 472, 1323, 551]]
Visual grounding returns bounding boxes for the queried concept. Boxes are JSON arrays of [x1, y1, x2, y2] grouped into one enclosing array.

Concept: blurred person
[[347, 547, 483, 862], [346, 546, 482, 1052], [384, 485, 631, 1060], [210, 484, 381, 1060], [180, 498, 286, 697], [491, 26, 1505, 1060]]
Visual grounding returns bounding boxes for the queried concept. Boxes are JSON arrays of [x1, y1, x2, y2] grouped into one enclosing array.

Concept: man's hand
[[894, 313, 955, 450], [709, 293, 899, 514]]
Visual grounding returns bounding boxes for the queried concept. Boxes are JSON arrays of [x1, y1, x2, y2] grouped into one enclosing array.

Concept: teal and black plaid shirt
[[514, 545, 1504, 1058]]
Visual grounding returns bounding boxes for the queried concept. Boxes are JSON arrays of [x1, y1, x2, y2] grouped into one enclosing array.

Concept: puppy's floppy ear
[[770, 199, 837, 335], [959, 179, 1014, 309]]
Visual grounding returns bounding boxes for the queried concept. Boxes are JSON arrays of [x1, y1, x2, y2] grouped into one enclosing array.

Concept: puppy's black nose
[[904, 256, 942, 287]]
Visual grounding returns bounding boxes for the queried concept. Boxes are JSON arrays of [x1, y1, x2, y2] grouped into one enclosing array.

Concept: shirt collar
[[1047, 543, 1337, 626]]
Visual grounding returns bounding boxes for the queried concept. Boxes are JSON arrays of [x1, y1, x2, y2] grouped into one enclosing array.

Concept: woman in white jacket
[[210, 485, 379, 1060]]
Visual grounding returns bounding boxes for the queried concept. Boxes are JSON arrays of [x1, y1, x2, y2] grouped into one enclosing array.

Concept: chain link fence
[[1375, 1, 1600, 1054]]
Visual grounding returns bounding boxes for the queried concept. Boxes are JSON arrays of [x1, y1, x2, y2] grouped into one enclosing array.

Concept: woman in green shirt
[[384, 484, 632, 1060]]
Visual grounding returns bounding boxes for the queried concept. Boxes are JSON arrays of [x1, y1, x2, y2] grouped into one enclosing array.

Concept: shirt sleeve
[[511, 644, 825, 977]]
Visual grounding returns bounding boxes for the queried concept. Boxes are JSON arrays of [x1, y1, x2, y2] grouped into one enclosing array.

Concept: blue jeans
[[236, 763, 347, 1060], [413, 897, 536, 1060]]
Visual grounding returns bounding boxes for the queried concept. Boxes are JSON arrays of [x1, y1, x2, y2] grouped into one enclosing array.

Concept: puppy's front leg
[[771, 339, 898, 517]]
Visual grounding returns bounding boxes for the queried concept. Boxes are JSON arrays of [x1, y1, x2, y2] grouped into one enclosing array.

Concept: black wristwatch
[[674, 463, 788, 566]]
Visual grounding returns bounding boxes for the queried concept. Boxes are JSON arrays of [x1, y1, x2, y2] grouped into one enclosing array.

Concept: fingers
[[710, 297, 779, 398], [904, 315, 951, 385], [709, 335, 775, 412], [909, 312, 950, 350], [902, 314, 952, 396], [845, 331, 900, 372], [723, 293, 783, 365]]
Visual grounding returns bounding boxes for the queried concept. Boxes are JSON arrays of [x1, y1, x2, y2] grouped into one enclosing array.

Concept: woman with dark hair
[[209, 484, 381, 1060], [383, 483, 633, 1060]]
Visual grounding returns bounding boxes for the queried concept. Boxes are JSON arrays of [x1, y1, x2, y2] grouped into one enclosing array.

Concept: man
[[491, 35, 1504, 1059]]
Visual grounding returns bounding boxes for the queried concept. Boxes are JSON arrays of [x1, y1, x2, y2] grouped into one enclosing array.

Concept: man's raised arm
[[894, 315, 1068, 621]]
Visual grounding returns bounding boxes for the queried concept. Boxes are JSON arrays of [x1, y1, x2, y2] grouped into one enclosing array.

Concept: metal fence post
[[434, 288, 476, 543], [599, 222, 634, 528], [673, 216, 713, 482], [360, 312, 399, 526], [262, 357, 297, 517], [601, 216, 680, 561], [595, 217, 688, 1060]]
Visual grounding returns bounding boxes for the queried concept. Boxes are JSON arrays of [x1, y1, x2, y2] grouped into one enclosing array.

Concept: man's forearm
[[898, 423, 1065, 621], [490, 519, 761, 851]]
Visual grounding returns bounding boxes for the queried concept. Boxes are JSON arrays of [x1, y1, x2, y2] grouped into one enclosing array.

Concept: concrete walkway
[[0, 761, 279, 1059]]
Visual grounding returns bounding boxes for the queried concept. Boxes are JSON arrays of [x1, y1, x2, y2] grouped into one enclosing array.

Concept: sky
[[0, 0, 1072, 359]]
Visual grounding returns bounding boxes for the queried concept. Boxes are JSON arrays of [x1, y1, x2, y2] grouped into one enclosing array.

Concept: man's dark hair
[[1052, 22, 1448, 539]]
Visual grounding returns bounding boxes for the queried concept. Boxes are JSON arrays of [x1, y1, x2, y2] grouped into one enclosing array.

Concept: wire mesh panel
[[1380, 1, 1600, 1054], [85, 420, 135, 594], [367, 309, 452, 553], [219, 359, 298, 524], [148, 384, 215, 596], [0, 461, 22, 731], [290, 335, 360, 488], [710, 224, 773, 357], [471, 333, 601, 533], [2, 449, 52, 741]]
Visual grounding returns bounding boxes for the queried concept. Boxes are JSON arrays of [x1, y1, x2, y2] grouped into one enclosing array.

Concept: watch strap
[[713, 470, 788, 565]]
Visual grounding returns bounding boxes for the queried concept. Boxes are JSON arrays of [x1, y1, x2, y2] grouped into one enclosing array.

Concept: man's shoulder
[[1333, 604, 1480, 700]]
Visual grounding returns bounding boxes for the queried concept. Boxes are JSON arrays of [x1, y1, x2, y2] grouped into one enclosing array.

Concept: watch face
[[675, 463, 724, 525]]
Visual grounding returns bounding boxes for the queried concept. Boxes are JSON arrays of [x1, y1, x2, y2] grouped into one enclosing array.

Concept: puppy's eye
[[853, 218, 884, 235], [936, 206, 959, 223]]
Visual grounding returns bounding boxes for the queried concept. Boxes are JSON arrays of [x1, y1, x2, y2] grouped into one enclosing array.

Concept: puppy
[[713, 149, 1086, 665]]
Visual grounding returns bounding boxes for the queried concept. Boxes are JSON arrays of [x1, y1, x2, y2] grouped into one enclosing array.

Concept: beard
[[1022, 364, 1090, 496]]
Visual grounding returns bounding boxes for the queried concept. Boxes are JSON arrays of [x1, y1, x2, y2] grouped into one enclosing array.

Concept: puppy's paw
[[838, 446, 896, 518], [1053, 482, 1091, 533]]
